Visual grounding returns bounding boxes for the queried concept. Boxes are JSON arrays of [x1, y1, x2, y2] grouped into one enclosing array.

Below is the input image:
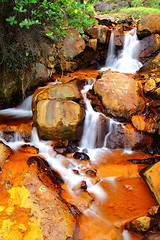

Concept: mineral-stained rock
[[143, 78, 156, 93], [140, 161, 160, 205], [86, 25, 109, 44], [63, 29, 85, 60], [105, 122, 153, 150], [32, 81, 84, 141], [0, 154, 78, 240], [139, 34, 160, 63], [139, 53, 160, 73], [35, 99, 84, 140], [0, 141, 12, 169], [93, 70, 145, 120], [113, 27, 124, 49], [137, 13, 160, 39], [132, 115, 159, 134], [125, 216, 157, 234]]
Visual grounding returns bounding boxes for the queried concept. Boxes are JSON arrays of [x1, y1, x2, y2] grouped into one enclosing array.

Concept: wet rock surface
[[93, 70, 145, 120], [0, 153, 78, 240], [32, 81, 85, 140]]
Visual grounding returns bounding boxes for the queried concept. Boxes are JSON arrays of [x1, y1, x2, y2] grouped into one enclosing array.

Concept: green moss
[[118, 7, 160, 19]]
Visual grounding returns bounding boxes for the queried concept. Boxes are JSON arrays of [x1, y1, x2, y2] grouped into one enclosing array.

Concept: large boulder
[[137, 13, 160, 39], [93, 70, 145, 120], [33, 81, 84, 140], [139, 34, 160, 63]]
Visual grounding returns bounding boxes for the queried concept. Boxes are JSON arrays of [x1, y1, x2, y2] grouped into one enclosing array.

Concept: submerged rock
[[93, 70, 145, 120], [73, 152, 90, 161]]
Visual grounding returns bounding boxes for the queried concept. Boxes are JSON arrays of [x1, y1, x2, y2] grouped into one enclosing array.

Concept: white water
[[101, 28, 142, 74], [0, 95, 32, 119]]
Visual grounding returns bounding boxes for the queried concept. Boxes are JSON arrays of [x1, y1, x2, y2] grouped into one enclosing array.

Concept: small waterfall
[[101, 28, 142, 74], [0, 95, 33, 119]]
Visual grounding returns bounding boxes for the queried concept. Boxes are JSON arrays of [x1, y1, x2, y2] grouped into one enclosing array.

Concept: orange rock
[[132, 115, 159, 134], [94, 70, 145, 120], [0, 153, 78, 240], [137, 13, 160, 38]]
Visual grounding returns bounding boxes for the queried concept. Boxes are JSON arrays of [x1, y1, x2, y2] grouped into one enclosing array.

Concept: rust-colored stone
[[140, 161, 160, 205], [137, 13, 160, 38], [93, 70, 145, 120], [63, 29, 85, 60], [132, 115, 159, 134], [0, 153, 78, 240]]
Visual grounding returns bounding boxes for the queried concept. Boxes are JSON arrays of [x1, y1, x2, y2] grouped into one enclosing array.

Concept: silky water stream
[[0, 29, 156, 239], [0, 78, 155, 240]]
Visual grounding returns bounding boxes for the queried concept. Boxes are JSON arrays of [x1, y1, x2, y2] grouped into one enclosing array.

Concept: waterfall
[[0, 95, 33, 119], [101, 28, 142, 74]]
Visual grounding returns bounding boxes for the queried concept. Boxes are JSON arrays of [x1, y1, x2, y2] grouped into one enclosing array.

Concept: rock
[[132, 115, 159, 134], [86, 25, 109, 44], [93, 70, 145, 120], [140, 53, 160, 73], [0, 141, 12, 169], [105, 123, 153, 150], [142, 233, 160, 240], [73, 152, 90, 161], [139, 34, 160, 63], [140, 161, 160, 205], [137, 13, 160, 39], [18, 145, 39, 154], [113, 27, 124, 49], [0, 153, 78, 239], [61, 60, 78, 72], [87, 39, 97, 51], [32, 81, 82, 107], [95, 14, 119, 26], [63, 29, 85, 60], [35, 99, 84, 140], [125, 216, 157, 234], [34, 63, 49, 84], [33, 81, 84, 141], [143, 78, 156, 93], [148, 206, 160, 217], [95, 13, 132, 26], [153, 87, 160, 98]]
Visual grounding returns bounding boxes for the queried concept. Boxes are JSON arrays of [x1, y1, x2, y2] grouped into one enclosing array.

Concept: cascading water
[[0, 73, 154, 239], [101, 28, 143, 74]]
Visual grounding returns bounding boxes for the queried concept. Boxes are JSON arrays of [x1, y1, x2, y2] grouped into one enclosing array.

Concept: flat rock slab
[[140, 161, 160, 205], [0, 153, 77, 240]]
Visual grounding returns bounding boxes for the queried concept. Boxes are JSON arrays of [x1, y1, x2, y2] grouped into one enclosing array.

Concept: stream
[[0, 29, 156, 239]]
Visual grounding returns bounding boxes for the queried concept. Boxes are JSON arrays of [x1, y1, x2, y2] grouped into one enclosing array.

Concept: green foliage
[[4, 0, 97, 41], [131, 0, 160, 8], [119, 7, 160, 19]]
